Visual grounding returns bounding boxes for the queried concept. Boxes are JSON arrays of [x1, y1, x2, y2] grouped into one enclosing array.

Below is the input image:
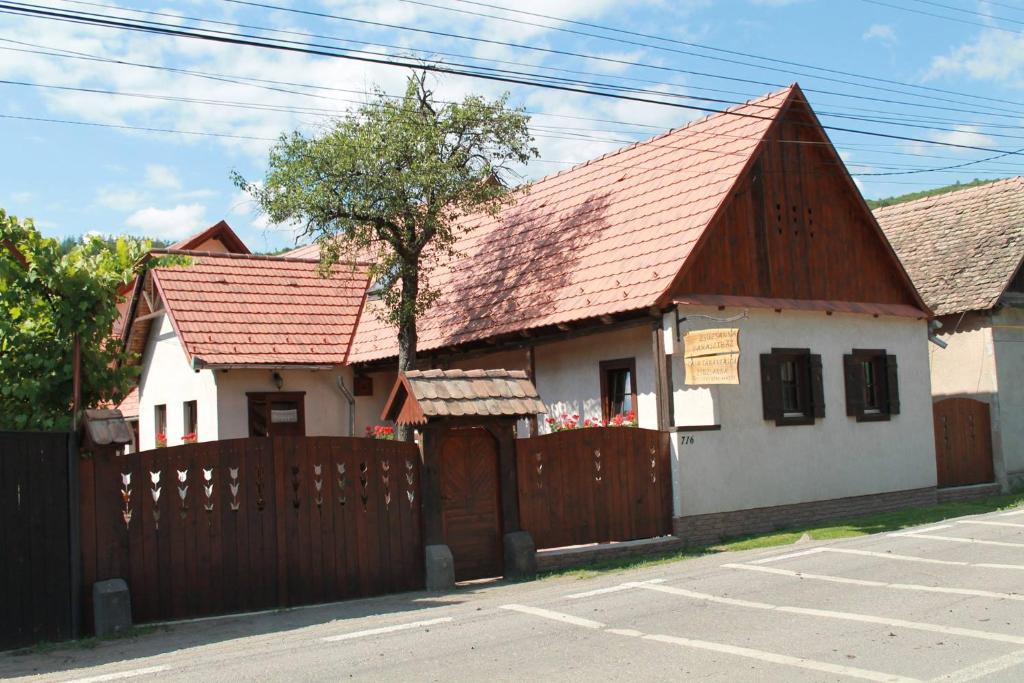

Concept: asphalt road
[[4, 505, 1024, 682]]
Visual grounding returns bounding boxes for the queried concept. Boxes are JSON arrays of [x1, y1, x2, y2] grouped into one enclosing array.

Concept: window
[[600, 358, 638, 421], [760, 348, 824, 426], [154, 404, 167, 445], [844, 350, 900, 421], [183, 400, 198, 442], [247, 392, 306, 437]]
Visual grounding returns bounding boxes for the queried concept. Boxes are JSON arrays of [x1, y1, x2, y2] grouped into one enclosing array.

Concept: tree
[[235, 72, 536, 399], [0, 211, 148, 430]]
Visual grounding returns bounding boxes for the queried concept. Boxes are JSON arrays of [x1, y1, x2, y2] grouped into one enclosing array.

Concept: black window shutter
[[886, 355, 900, 415], [809, 354, 825, 418], [760, 353, 782, 421], [843, 354, 863, 417]]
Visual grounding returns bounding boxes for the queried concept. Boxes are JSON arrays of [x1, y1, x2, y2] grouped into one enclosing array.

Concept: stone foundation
[[936, 482, 1002, 504], [673, 487, 938, 546]]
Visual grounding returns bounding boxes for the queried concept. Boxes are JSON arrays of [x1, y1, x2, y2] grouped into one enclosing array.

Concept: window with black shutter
[[843, 350, 899, 421], [760, 348, 824, 426]]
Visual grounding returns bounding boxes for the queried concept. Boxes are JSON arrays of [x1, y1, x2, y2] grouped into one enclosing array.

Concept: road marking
[[955, 519, 1024, 529], [321, 617, 453, 642], [642, 633, 918, 682], [65, 667, 170, 683], [750, 547, 827, 564], [565, 578, 665, 599], [890, 524, 954, 537], [629, 583, 1024, 646], [822, 547, 968, 566], [605, 628, 644, 637], [818, 547, 1024, 570], [931, 648, 1024, 682], [724, 563, 1024, 602], [896, 533, 1024, 548], [499, 604, 605, 629]]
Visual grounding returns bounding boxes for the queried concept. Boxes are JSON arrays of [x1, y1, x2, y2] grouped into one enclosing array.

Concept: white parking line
[[896, 533, 1024, 548], [321, 617, 453, 642], [565, 578, 665, 599], [628, 583, 1024, 646], [819, 547, 1024, 570], [499, 604, 605, 629], [724, 563, 1024, 602], [998, 508, 1024, 517], [502, 600, 917, 682], [890, 524, 954, 537], [750, 547, 827, 564], [64, 667, 170, 683], [955, 519, 1024, 530], [931, 648, 1024, 682], [642, 633, 918, 682]]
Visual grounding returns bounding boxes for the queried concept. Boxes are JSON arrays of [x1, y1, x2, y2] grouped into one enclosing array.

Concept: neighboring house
[[875, 178, 1024, 492], [120, 249, 370, 450], [122, 84, 942, 542]]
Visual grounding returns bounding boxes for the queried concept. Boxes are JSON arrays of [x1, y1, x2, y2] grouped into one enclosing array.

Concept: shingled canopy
[[381, 369, 546, 426]]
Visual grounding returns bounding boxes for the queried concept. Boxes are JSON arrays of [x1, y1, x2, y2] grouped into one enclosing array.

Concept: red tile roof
[[115, 387, 139, 419], [874, 177, 1024, 316], [168, 220, 250, 253], [347, 86, 794, 363], [152, 254, 370, 365]]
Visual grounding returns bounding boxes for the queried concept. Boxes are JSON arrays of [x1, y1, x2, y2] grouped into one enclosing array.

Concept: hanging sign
[[683, 328, 740, 385]]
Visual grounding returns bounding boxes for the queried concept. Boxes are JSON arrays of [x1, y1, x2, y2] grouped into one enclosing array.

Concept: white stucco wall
[[137, 314, 218, 450], [669, 306, 936, 517], [993, 306, 1024, 480], [533, 324, 658, 431], [353, 370, 397, 436], [214, 366, 354, 439], [929, 315, 998, 399]]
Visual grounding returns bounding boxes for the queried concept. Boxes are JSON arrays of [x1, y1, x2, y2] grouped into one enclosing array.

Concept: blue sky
[[1, 0, 1023, 252]]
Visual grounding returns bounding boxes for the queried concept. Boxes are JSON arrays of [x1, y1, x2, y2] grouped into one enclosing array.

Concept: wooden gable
[[668, 88, 925, 311]]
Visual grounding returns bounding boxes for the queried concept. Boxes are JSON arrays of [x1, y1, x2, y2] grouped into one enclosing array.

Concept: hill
[[865, 178, 1004, 210]]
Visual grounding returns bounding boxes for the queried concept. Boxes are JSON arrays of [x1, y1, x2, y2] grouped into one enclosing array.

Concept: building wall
[[992, 305, 1024, 484], [353, 370, 397, 436], [668, 305, 936, 517], [137, 314, 218, 450], [533, 324, 658, 431], [928, 313, 998, 399], [214, 366, 355, 439]]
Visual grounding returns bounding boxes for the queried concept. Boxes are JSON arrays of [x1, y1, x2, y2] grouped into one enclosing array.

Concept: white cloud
[[927, 30, 1024, 86], [144, 164, 182, 190], [96, 187, 146, 212], [125, 204, 208, 239], [863, 24, 896, 45], [931, 125, 995, 150]]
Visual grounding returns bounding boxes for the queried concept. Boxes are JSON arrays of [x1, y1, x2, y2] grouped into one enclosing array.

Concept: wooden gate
[[80, 436, 423, 625], [933, 398, 995, 488], [0, 432, 79, 650], [516, 427, 672, 550], [440, 429, 503, 581]]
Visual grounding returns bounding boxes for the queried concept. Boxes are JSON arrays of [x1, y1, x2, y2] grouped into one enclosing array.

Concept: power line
[[859, 0, 1024, 36], [404, 0, 1024, 111], [6, 2, 1024, 159]]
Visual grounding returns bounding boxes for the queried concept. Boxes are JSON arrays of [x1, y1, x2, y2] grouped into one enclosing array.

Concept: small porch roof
[[381, 369, 546, 426]]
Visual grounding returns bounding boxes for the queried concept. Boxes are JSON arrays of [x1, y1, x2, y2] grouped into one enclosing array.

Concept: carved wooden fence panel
[[515, 427, 672, 550], [0, 431, 79, 650], [80, 436, 423, 625]]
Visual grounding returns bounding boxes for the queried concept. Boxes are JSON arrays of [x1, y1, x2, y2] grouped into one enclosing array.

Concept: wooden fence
[[80, 436, 423, 625], [0, 432, 79, 650], [515, 427, 672, 549]]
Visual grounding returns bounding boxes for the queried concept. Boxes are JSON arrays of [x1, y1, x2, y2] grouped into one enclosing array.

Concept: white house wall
[[533, 324, 658, 431], [214, 367, 355, 439], [137, 314, 218, 450], [670, 306, 936, 517], [993, 306, 1024, 484]]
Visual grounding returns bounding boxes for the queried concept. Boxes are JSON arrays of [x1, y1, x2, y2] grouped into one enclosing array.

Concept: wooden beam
[[651, 322, 671, 431]]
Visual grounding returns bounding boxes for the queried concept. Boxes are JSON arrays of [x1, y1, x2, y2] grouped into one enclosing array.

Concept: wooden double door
[[933, 398, 995, 488], [440, 429, 503, 581]]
